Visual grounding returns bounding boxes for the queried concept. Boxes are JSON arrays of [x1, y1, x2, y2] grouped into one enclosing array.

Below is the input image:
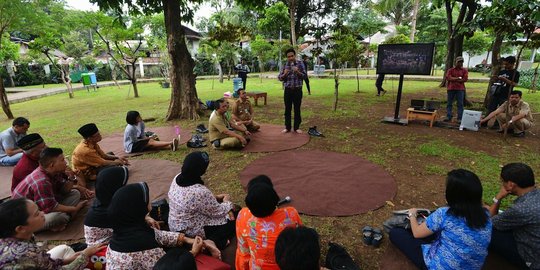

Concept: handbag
[[382, 209, 431, 233], [150, 198, 170, 224], [490, 83, 503, 96]]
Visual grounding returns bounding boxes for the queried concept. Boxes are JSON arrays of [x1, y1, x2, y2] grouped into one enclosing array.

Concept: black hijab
[[108, 182, 159, 252], [245, 176, 280, 218], [175, 151, 210, 187], [84, 166, 129, 228]]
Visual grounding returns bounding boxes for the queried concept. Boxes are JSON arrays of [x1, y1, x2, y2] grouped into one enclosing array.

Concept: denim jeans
[[447, 90, 465, 120], [0, 152, 23, 166]]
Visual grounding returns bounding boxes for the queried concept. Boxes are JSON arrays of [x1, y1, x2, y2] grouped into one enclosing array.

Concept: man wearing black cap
[[11, 133, 94, 198], [11, 133, 47, 192], [72, 123, 129, 187], [0, 117, 30, 166]]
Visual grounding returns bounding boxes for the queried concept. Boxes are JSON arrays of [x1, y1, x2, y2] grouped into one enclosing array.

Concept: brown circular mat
[[0, 166, 14, 200], [100, 126, 192, 157], [239, 150, 397, 216], [241, 124, 310, 153]]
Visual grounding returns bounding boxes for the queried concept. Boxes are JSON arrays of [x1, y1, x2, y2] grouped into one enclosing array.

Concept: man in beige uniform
[[480, 90, 533, 137], [209, 98, 251, 149], [231, 88, 260, 132]]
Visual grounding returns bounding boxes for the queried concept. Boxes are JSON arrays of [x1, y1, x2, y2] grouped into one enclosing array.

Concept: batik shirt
[[235, 206, 302, 270], [0, 237, 87, 270], [422, 207, 492, 270], [278, 60, 306, 89], [168, 179, 233, 238]]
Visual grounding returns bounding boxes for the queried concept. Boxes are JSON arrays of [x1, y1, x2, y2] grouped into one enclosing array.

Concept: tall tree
[[0, 0, 48, 119], [257, 2, 290, 40], [373, 0, 413, 26], [463, 31, 491, 67], [90, 0, 267, 120], [437, 0, 478, 86], [0, 34, 20, 87]]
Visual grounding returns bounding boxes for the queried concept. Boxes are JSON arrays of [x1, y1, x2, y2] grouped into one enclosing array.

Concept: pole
[[279, 29, 283, 72]]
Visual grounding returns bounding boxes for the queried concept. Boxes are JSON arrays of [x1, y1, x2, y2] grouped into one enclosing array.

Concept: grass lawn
[[2, 77, 539, 269]]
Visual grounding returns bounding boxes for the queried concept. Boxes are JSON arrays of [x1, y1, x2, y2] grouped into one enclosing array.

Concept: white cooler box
[[460, 110, 482, 131]]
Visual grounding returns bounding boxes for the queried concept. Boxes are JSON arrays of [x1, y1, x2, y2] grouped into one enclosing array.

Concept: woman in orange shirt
[[235, 175, 302, 270]]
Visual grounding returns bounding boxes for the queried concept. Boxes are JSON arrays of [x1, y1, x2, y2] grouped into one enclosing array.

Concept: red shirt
[[11, 153, 39, 192], [12, 167, 64, 213], [446, 67, 468, 91]]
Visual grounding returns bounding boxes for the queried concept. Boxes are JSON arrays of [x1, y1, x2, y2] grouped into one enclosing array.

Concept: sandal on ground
[[372, 228, 383, 248], [362, 226, 373, 245]]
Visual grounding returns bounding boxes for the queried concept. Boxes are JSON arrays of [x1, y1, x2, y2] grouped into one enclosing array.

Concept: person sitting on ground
[[480, 90, 533, 137], [168, 151, 235, 250], [0, 117, 30, 166], [124, 111, 179, 154], [209, 98, 251, 149], [0, 198, 105, 269], [12, 148, 89, 232], [275, 226, 327, 270], [231, 88, 261, 133], [72, 123, 129, 187], [84, 166, 160, 246], [11, 133, 48, 192], [488, 163, 540, 269], [11, 134, 94, 199], [152, 247, 200, 270], [106, 182, 220, 269], [235, 175, 303, 270], [389, 169, 492, 270]]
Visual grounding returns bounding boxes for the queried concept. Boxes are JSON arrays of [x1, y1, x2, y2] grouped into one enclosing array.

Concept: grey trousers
[[41, 189, 81, 231]]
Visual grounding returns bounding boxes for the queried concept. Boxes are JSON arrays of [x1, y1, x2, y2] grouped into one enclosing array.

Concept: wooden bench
[[246, 91, 267, 106], [406, 108, 438, 127]]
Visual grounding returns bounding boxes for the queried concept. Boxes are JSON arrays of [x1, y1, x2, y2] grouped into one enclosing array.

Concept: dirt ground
[[205, 87, 539, 269]]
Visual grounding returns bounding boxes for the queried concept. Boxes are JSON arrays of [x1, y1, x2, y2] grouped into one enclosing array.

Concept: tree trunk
[[163, 0, 199, 120], [440, 0, 455, 87], [289, 0, 297, 46], [333, 67, 339, 111], [0, 79, 14, 119], [59, 67, 74, 98], [111, 68, 121, 89], [410, 0, 420, 42], [531, 64, 539, 93], [355, 66, 360, 93], [130, 63, 139, 98], [8, 75, 15, 87], [483, 34, 503, 108], [218, 63, 223, 83]]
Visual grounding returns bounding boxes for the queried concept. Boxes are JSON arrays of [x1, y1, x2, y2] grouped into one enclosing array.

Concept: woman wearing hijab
[[106, 182, 213, 269], [168, 151, 235, 250], [235, 175, 303, 270], [83, 166, 161, 246], [124, 110, 179, 153]]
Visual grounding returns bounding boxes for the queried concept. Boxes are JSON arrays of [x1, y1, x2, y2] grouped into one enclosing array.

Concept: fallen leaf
[[385, 200, 395, 207], [432, 201, 439, 207]]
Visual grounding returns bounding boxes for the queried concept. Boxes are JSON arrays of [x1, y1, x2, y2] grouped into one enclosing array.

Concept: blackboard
[[376, 43, 435, 75]]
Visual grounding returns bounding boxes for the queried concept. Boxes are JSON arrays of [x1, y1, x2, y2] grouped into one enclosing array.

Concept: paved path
[[5, 75, 490, 104]]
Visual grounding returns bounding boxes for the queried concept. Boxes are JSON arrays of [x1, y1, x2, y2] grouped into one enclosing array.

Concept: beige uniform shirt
[[209, 111, 231, 142], [232, 99, 253, 121], [499, 100, 534, 122]]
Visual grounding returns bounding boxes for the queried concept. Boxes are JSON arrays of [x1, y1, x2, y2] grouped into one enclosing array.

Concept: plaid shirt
[[12, 167, 63, 213], [278, 60, 306, 89]]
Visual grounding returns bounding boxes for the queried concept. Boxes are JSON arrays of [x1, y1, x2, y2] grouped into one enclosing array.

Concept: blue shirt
[[423, 207, 492, 270], [0, 127, 25, 158]]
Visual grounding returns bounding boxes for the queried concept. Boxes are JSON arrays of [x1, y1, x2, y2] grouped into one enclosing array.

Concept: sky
[[64, 0, 213, 29]]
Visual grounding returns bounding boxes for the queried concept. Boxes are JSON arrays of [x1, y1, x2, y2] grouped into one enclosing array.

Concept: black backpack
[[325, 242, 361, 270]]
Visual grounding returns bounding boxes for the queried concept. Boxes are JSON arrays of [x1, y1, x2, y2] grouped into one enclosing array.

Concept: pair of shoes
[[196, 124, 208, 133], [187, 134, 207, 148], [513, 131, 525, 137], [362, 226, 383, 248], [171, 137, 179, 151], [308, 126, 325, 137]]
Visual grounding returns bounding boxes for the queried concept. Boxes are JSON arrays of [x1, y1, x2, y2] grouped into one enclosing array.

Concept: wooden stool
[[406, 108, 438, 127], [246, 91, 267, 106]]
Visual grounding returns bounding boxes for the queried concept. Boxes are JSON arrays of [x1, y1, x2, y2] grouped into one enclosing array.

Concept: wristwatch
[[492, 197, 500, 204], [509, 120, 513, 124]]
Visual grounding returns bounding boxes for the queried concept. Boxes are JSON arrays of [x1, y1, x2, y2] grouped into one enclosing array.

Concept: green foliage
[[373, 0, 413, 25], [383, 34, 410, 44], [463, 31, 492, 57], [345, 7, 387, 40], [0, 34, 19, 62], [257, 2, 290, 39]]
